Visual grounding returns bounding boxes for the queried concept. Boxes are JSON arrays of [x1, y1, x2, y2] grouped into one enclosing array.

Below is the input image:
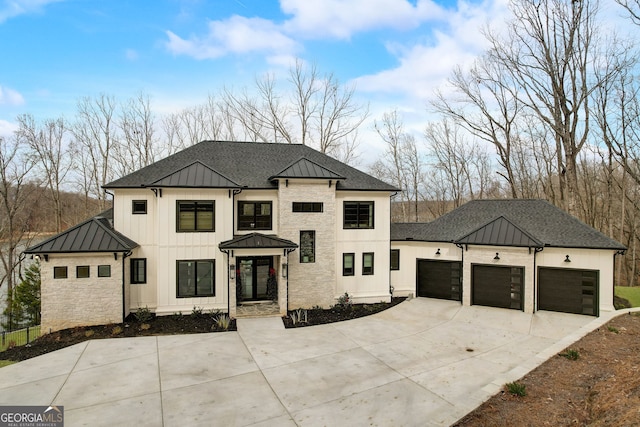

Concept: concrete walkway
[[0, 299, 626, 426]]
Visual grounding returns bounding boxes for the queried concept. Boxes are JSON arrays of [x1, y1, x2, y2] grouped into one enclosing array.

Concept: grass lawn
[[0, 325, 41, 352], [0, 360, 15, 368], [615, 286, 640, 307]]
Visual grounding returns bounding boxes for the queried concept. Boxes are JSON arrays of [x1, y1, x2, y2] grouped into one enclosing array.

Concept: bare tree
[[485, 0, 623, 214], [15, 114, 73, 232], [113, 92, 157, 176], [73, 94, 118, 210], [0, 136, 37, 329]]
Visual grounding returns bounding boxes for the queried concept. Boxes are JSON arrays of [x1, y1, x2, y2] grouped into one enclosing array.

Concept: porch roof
[[219, 233, 298, 250]]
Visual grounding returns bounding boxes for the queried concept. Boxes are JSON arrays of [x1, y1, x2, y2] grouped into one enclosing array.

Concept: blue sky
[[3, 0, 630, 166], [0, 0, 517, 141]]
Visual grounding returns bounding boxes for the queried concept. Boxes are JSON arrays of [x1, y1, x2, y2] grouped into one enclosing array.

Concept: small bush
[[84, 330, 95, 338], [134, 306, 153, 323], [171, 311, 183, 320], [290, 308, 308, 326], [6, 340, 17, 349], [191, 306, 204, 318], [561, 349, 580, 360], [214, 314, 231, 331], [111, 326, 123, 335], [140, 323, 151, 331], [608, 326, 619, 334], [505, 381, 527, 397], [336, 292, 352, 309]]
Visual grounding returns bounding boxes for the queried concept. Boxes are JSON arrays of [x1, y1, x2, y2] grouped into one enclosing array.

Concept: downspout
[[219, 248, 230, 315], [614, 250, 626, 307], [533, 247, 543, 313], [122, 250, 132, 322]]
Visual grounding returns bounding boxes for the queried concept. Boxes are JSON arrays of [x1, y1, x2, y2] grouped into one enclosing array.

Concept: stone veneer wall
[[278, 181, 336, 308], [40, 253, 123, 333]]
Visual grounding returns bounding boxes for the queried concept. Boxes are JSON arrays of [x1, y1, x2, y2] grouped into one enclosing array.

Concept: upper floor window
[[344, 201, 374, 229], [300, 230, 316, 263], [132, 200, 147, 214], [293, 202, 323, 213], [76, 265, 90, 278], [98, 265, 111, 277], [238, 201, 272, 230], [390, 249, 400, 271], [53, 266, 68, 279], [177, 201, 214, 232]]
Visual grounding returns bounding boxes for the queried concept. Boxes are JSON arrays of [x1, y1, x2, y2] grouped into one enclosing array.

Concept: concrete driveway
[[0, 298, 617, 426]]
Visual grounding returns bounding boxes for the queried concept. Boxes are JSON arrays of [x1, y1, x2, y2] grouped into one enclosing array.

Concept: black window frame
[[98, 265, 111, 278], [131, 258, 147, 284], [238, 201, 273, 230], [53, 266, 67, 279], [132, 200, 147, 215], [176, 200, 215, 232], [363, 252, 374, 275], [390, 249, 400, 271], [76, 265, 90, 278], [300, 230, 316, 263], [292, 202, 323, 213], [343, 253, 355, 276], [343, 201, 375, 229], [176, 259, 215, 298]]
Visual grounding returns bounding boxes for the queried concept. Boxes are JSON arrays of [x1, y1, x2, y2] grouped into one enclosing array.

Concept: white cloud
[[0, 0, 63, 23], [281, 0, 446, 39], [125, 48, 139, 61], [165, 15, 300, 60], [0, 119, 17, 138], [0, 85, 25, 105]]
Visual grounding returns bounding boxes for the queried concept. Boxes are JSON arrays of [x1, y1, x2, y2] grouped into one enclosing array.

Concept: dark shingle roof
[[391, 199, 626, 250], [219, 233, 298, 250], [104, 141, 397, 191], [25, 214, 138, 254]]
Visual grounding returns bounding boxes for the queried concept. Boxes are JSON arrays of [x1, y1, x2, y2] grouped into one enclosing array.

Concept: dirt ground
[[454, 311, 640, 427]]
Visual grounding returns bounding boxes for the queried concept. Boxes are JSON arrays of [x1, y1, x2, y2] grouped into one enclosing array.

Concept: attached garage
[[417, 259, 461, 301], [538, 268, 598, 316], [472, 265, 523, 310]]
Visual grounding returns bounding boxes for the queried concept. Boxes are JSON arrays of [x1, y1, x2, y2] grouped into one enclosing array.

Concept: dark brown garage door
[[417, 260, 461, 301], [538, 268, 598, 316], [472, 265, 523, 310]]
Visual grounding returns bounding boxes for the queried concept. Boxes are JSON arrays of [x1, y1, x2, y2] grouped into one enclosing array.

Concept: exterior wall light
[[564, 255, 571, 263], [435, 248, 441, 255], [494, 252, 500, 260], [282, 263, 288, 278], [230, 264, 236, 279]]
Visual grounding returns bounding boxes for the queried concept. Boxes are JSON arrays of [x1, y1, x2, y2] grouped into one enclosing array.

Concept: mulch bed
[[1, 298, 406, 362], [282, 297, 406, 328]]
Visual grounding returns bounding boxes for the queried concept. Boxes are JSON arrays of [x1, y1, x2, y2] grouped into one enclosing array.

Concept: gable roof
[[269, 158, 346, 180], [219, 233, 298, 250], [25, 212, 138, 254], [104, 140, 397, 191], [151, 161, 241, 188], [391, 199, 626, 250]]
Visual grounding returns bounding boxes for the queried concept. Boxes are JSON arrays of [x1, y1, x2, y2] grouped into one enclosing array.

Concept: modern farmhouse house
[[25, 140, 398, 332], [25, 142, 626, 333]]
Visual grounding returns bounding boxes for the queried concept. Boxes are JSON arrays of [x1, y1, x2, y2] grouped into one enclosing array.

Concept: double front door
[[238, 257, 273, 301]]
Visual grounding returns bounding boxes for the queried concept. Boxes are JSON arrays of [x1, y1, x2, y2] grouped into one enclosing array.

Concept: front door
[[238, 257, 273, 301]]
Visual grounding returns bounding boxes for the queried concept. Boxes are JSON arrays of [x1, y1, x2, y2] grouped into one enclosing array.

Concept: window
[[292, 202, 323, 213], [390, 249, 400, 271], [344, 201, 374, 229], [177, 260, 215, 297], [98, 265, 111, 277], [53, 266, 67, 279], [76, 265, 90, 278], [363, 252, 374, 275], [300, 230, 315, 263], [177, 201, 214, 232], [343, 253, 355, 276], [131, 258, 147, 284], [132, 200, 147, 214], [238, 201, 272, 230]]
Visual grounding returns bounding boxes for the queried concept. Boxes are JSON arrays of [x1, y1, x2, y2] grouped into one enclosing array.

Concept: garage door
[[417, 260, 461, 301], [538, 268, 598, 316], [472, 265, 523, 310]]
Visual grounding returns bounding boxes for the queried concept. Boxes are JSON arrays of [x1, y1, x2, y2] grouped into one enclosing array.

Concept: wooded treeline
[[2, 0, 640, 306]]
